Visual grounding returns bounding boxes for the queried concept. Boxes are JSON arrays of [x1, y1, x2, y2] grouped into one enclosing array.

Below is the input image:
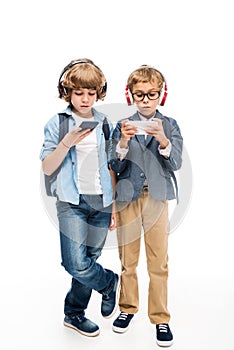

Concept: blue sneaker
[[156, 324, 173, 347], [64, 315, 100, 337], [112, 312, 134, 333], [101, 274, 120, 318]]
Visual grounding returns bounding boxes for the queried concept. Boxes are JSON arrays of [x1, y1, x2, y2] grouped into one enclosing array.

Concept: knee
[[88, 248, 102, 262], [61, 258, 92, 278], [148, 259, 168, 277]]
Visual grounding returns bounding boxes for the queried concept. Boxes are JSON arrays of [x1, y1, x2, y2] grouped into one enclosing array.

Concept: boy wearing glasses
[[110, 65, 183, 347]]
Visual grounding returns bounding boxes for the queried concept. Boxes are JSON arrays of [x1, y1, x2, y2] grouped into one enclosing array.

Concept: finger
[[152, 118, 161, 126], [74, 130, 92, 143], [145, 128, 156, 135], [76, 128, 91, 136], [145, 123, 158, 133], [109, 217, 116, 230], [127, 129, 137, 136], [122, 119, 129, 127], [123, 125, 138, 133], [123, 130, 137, 138]]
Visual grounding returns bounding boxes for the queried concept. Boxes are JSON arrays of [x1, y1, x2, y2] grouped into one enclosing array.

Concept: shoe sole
[[112, 324, 130, 333], [103, 275, 121, 319], [64, 321, 100, 337], [156, 339, 173, 347]]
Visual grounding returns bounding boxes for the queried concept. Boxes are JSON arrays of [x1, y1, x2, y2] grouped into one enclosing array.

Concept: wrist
[[61, 140, 70, 149], [159, 138, 169, 149], [120, 138, 129, 149]]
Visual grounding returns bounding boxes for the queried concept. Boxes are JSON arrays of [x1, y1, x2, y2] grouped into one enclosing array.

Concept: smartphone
[[126, 120, 158, 134], [79, 121, 99, 130]]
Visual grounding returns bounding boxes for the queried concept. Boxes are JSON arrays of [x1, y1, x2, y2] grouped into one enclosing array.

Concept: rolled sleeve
[[39, 115, 59, 161], [158, 140, 172, 158], [116, 141, 129, 161]]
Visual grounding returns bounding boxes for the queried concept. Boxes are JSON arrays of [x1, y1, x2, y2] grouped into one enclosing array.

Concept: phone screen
[[79, 121, 99, 130]]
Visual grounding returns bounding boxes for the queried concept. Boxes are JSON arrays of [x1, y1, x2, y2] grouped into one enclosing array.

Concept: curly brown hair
[[60, 59, 107, 102], [127, 65, 165, 93]]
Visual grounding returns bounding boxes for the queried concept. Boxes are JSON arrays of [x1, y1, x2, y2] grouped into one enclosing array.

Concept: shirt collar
[[137, 111, 157, 121]]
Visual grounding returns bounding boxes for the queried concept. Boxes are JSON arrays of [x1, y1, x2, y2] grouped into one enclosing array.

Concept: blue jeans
[[56, 195, 115, 316]]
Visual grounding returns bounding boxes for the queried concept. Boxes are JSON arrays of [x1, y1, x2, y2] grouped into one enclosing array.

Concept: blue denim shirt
[[40, 105, 114, 207]]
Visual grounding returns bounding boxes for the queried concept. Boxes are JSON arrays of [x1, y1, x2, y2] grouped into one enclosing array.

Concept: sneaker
[[156, 324, 173, 347], [101, 274, 120, 318], [112, 312, 134, 333], [64, 315, 100, 337]]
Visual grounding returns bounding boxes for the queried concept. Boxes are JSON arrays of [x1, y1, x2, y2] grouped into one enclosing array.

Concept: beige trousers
[[116, 188, 170, 324]]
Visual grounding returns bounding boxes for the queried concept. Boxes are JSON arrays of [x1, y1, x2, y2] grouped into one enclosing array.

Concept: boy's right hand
[[120, 120, 138, 148]]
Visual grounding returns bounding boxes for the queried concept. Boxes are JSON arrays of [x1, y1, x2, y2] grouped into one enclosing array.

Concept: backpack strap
[[44, 113, 69, 196], [56, 112, 70, 173], [170, 171, 179, 204], [58, 112, 69, 141], [163, 116, 179, 204], [102, 117, 110, 139], [102, 116, 110, 155]]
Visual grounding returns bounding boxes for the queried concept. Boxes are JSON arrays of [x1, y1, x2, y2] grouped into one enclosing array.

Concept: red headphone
[[125, 66, 168, 106]]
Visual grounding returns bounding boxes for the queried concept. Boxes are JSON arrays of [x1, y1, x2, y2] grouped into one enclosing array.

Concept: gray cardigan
[[110, 110, 183, 202]]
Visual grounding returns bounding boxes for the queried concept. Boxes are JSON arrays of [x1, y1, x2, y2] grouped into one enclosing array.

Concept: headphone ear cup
[[159, 83, 168, 106], [97, 81, 107, 101], [101, 81, 107, 94], [125, 85, 132, 105], [58, 82, 67, 98]]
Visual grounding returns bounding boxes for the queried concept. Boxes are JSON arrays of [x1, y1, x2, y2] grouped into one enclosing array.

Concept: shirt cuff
[[158, 140, 172, 158], [116, 141, 129, 161]]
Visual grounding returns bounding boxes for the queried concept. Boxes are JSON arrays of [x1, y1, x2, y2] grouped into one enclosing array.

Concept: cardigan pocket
[[116, 163, 131, 179]]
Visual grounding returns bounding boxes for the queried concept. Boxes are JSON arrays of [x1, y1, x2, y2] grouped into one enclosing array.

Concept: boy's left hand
[[145, 118, 169, 149], [109, 212, 116, 231]]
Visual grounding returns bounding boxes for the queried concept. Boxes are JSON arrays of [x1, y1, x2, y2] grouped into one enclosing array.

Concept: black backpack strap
[[58, 112, 69, 141], [163, 116, 179, 204], [102, 117, 110, 155], [102, 117, 110, 139], [170, 171, 179, 204], [44, 113, 69, 196]]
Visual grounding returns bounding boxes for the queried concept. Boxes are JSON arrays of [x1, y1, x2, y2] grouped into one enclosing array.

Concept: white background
[[0, 0, 233, 349]]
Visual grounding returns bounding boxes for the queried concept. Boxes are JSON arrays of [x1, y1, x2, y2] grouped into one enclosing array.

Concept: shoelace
[[158, 324, 169, 333], [118, 312, 129, 320]]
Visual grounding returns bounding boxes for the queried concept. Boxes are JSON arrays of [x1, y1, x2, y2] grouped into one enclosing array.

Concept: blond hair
[[61, 59, 107, 102], [127, 65, 165, 93]]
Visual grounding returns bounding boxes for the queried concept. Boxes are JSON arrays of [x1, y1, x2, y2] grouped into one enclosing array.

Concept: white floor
[[1, 1, 234, 349], [1, 204, 233, 350]]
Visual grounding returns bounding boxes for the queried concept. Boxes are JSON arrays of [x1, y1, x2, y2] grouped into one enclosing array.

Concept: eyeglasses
[[132, 90, 160, 102]]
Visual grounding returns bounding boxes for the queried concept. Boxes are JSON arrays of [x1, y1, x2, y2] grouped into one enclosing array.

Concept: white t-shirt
[[73, 113, 103, 194]]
